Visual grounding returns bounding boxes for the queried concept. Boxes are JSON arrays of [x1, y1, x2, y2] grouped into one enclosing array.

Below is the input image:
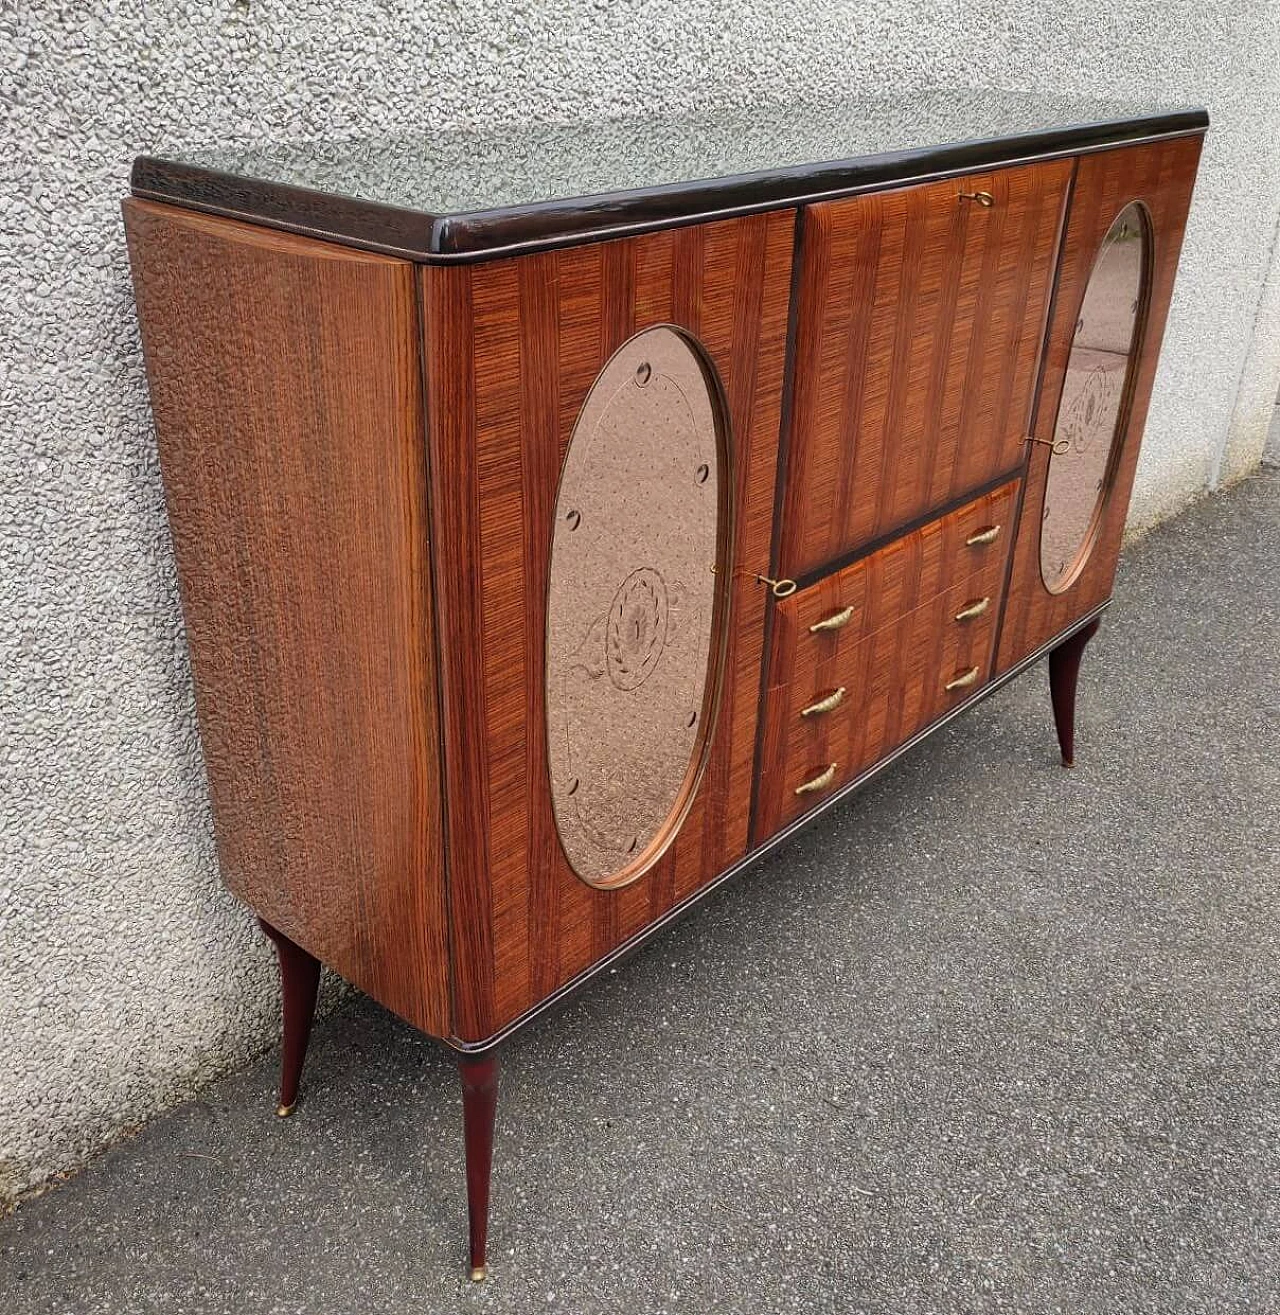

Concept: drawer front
[[778, 159, 1070, 576], [777, 480, 1016, 649], [755, 484, 1016, 840]]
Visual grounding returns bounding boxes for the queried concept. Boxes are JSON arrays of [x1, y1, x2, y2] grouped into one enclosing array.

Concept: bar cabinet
[[123, 92, 1206, 1277]]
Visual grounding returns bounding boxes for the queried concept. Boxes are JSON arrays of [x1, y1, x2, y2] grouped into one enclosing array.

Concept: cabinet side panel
[[996, 135, 1203, 670], [422, 212, 794, 1042], [123, 200, 448, 1035]]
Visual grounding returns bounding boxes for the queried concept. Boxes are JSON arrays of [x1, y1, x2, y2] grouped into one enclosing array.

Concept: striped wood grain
[[778, 159, 1071, 577], [122, 200, 449, 1033], [996, 135, 1203, 672], [421, 213, 795, 1042], [756, 482, 1017, 838]]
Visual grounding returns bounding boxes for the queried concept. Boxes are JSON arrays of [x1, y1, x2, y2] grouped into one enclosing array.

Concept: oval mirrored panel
[[1040, 201, 1150, 593], [546, 326, 728, 889]]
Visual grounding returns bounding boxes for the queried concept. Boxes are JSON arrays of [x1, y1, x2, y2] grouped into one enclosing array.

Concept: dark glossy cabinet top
[[132, 91, 1206, 262]]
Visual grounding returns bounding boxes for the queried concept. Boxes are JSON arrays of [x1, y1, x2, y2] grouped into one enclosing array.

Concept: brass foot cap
[[275, 1102, 296, 1118], [469, 1265, 488, 1283], [1061, 756, 1075, 769]]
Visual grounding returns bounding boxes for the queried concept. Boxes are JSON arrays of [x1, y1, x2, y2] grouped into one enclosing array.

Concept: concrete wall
[[3, 0, 1279, 1205]]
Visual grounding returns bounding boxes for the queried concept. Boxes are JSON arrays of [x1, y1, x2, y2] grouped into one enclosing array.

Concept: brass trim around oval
[[965, 524, 1002, 546], [954, 597, 992, 622], [808, 605, 855, 633], [944, 666, 981, 692], [794, 763, 838, 795], [800, 686, 847, 718]]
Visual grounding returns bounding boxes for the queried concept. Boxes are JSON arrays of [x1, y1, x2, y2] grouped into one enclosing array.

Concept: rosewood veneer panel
[[122, 201, 448, 1034], [996, 135, 1203, 672], [778, 160, 1070, 577], [421, 213, 795, 1042], [756, 482, 1016, 839]]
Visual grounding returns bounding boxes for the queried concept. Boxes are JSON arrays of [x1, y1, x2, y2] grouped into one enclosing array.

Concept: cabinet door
[[422, 213, 794, 1042], [996, 135, 1202, 672], [778, 159, 1071, 577]]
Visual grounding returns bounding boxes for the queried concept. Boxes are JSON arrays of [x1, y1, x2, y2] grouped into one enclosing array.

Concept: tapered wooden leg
[[1048, 616, 1101, 768], [459, 1052, 500, 1282], [258, 918, 322, 1117]]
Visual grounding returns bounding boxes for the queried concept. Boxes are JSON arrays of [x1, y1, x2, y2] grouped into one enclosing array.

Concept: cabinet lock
[[1027, 434, 1071, 455]]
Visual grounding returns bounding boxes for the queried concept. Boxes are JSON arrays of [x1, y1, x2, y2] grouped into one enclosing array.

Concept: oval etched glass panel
[[546, 326, 728, 889], [1040, 201, 1150, 593]]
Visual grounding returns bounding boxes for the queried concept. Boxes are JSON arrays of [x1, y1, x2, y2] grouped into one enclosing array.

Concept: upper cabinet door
[[778, 159, 1072, 578], [996, 135, 1203, 673], [421, 213, 795, 1042]]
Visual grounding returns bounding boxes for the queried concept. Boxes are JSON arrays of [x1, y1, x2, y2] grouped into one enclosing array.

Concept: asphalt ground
[[3, 470, 1277, 1315]]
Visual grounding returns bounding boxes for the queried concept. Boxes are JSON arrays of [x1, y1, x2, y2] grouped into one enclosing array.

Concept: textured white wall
[[3, 1, 1279, 1204]]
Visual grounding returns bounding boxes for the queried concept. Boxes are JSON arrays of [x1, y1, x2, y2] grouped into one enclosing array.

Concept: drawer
[[778, 158, 1070, 576], [754, 483, 1017, 840], [778, 480, 1016, 653], [756, 574, 1004, 835]]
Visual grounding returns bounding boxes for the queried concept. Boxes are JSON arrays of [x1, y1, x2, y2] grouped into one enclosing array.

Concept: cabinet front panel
[[423, 213, 795, 1041], [778, 159, 1071, 577], [996, 135, 1203, 672], [756, 482, 1016, 839]]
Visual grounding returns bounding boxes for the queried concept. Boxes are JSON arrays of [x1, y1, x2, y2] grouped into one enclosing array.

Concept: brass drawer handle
[[800, 686, 847, 718], [954, 596, 992, 622], [795, 763, 838, 795], [808, 605, 855, 633], [959, 190, 995, 207], [966, 524, 1002, 546], [945, 666, 981, 692]]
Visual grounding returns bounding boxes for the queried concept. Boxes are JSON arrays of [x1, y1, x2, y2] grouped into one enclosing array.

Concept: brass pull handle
[[959, 190, 995, 207], [944, 666, 981, 692], [800, 686, 847, 718], [808, 605, 855, 633], [794, 763, 838, 795], [954, 597, 991, 622], [966, 524, 1002, 546]]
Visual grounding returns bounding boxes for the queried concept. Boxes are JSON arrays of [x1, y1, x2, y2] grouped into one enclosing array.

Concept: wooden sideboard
[[123, 95, 1206, 1279]]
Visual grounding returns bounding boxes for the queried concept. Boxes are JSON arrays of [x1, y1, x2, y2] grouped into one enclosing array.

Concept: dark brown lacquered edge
[[440, 600, 1110, 1054], [132, 111, 1207, 264]]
